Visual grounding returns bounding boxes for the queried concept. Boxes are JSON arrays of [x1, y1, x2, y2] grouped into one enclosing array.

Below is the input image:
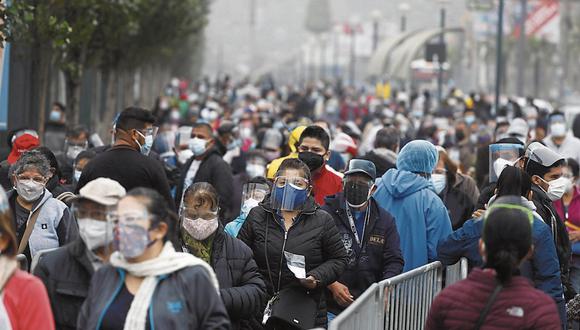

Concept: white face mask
[[182, 216, 219, 241], [540, 176, 569, 201], [431, 173, 447, 194], [550, 123, 567, 137], [15, 179, 44, 202], [241, 198, 260, 215], [493, 158, 514, 178], [246, 164, 266, 178], [66, 145, 85, 160], [78, 218, 113, 251], [74, 169, 82, 182], [189, 137, 208, 156], [177, 149, 194, 164]]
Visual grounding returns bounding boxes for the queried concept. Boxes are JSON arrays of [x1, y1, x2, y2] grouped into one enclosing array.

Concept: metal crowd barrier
[[444, 257, 469, 287], [329, 258, 468, 330]]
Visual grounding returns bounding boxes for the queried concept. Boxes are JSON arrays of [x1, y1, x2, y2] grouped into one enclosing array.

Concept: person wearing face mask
[[225, 177, 271, 238], [7, 151, 78, 265], [43, 102, 68, 155], [544, 112, 580, 167], [373, 140, 452, 271], [33, 178, 126, 330], [175, 122, 234, 221], [216, 121, 243, 165], [56, 125, 89, 185], [78, 188, 230, 330], [433, 148, 475, 230], [322, 160, 403, 319], [266, 125, 306, 179], [68, 150, 96, 190], [428, 197, 561, 330], [437, 166, 567, 327], [179, 182, 266, 329], [0, 128, 40, 191], [238, 158, 348, 328], [230, 151, 268, 219], [75, 107, 174, 210], [553, 159, 580, 294], [524, 141, 576, 303], [0, 186, 56, 330], [296, 125, 343, 206]]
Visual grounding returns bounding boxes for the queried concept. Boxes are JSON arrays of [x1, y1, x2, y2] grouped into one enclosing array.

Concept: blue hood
[[378, 169, 432, 199]]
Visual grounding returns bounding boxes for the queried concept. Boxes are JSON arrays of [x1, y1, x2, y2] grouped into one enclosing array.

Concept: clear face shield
[[240, 183, 270, 214], [270, 176, 311, 211], [489, 143, 524, 182], [108, 209, 154, 259]]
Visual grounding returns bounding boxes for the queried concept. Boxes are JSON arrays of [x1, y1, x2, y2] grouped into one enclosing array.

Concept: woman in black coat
[[180, 182, 266, 329], [238, 158, 348, 328]]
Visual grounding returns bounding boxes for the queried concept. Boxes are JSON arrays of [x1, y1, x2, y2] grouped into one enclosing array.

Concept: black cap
[[345, 159, 377, 180]]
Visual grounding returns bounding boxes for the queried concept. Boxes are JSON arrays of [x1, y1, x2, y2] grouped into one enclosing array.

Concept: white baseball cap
[[74, 178, 126, 206]]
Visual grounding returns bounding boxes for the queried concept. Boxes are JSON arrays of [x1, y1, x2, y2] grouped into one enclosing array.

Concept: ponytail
[[486, 246, 521, 284]]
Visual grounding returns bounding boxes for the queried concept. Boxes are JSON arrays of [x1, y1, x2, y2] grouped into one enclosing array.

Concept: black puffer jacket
[[209, 226, 266, 329], [238, 197, 348, 328], [33, 238, 94, 330], [439, 185, 475, 230]]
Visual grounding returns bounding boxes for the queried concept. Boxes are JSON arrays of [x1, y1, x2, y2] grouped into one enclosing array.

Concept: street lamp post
[[333, 25, 341, 80], [494, 0, 505, 115], [398, 3, 410, 33], [437, 0, 448, 109], [516, 0, 527, 96], [371, 10, 382, 52], [320, 34, 328, 80], [348, 16, 360, 86]]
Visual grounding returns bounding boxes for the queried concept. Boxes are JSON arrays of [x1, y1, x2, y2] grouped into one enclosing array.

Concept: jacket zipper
[[96, 269, 126, 330]]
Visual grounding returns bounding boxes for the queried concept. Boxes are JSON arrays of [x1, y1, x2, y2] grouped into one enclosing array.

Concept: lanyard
[[345, 202, 369, 247]]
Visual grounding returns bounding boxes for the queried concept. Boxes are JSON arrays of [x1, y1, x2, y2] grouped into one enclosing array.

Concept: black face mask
[[298, 151, 325, 172], [344, 181, 372, 207], [455, 130, 466, 142]]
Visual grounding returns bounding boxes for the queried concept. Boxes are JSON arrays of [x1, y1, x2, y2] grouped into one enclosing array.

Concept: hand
[[472, 209, 485, 219], [570, 231, 580, 243], [327, 281, 354, 307], [300, 275, 319, 290]]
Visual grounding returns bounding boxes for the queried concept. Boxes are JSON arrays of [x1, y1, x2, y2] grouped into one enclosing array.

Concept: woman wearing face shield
[[238, 158, 348, 329], [78, 188, 230, 330], [8, 150, 78, 264], [179, 182, 266, 329]]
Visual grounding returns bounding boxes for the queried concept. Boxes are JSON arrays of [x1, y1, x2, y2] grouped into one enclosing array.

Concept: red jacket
[[426, 268, 560, 330], [312, 164, 343, 206], [3, 269, 55, 330]]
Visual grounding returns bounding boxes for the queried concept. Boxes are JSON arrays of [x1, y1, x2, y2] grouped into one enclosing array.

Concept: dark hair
[[525, 158, 566, 178], [438, 150, 458, 186], [66, 125, 89, 139], [298, 125, 330, 151], [567, 158, 580, 178], [496, 166, 532, 198], [75, 150, 97, 165], [374, 126, 399, 151], [192, 122, 214, 136], [115, 107, 156, 131], [248, 176, 272, 190], [126, 188, 177, 246], [276, 158, 312, 182], [483, 205, 533, 284], [183, 182, 219, 213], [53, 102, 66, 112], [0, 201, 17, 257]]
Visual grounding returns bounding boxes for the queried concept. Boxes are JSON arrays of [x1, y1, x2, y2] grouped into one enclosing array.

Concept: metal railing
[[329, 258, 468, 330], [444, 257, 468, 287]]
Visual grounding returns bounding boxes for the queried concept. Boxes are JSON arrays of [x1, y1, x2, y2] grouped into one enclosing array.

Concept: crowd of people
[[2, 76, 580, 329]]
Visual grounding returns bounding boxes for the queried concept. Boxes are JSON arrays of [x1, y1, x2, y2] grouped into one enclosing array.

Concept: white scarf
[[0, 257, 17, 292], [110, 242, 219, 330]]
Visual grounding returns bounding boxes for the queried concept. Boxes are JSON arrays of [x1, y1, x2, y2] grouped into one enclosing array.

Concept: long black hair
[[496, 166, 532, 198], [483, 196, 533, 284]]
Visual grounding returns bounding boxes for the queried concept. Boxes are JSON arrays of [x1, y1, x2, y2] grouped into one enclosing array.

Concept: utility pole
[[437, 4, 446, 109], [516, 0, 527, 96], [559, 0, 571, 101], [494, 0, 505, 116]]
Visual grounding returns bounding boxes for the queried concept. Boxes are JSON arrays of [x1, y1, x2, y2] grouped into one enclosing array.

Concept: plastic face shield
[[241, 183, 270, 206], [108, 210, 151, 252], [489, 143, 524, 182], [270, 176, 310, 211]]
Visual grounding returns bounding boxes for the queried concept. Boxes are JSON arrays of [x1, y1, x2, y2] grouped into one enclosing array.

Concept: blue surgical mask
[[189, 137, 208, 156], [271, 184, 308, 211], [227, 138, 242, 151], [49, 110, 62, 122], [465, 115, 475, 125], [136, 131, 153, 156]]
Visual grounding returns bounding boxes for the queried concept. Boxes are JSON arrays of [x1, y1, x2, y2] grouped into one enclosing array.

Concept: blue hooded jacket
[[373, 168, 452, 272]]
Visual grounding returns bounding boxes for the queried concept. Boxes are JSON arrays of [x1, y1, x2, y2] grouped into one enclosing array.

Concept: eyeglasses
[[273, 176, 310, 190], [72, 205, 110, 221], [16, 175, 46, 184]]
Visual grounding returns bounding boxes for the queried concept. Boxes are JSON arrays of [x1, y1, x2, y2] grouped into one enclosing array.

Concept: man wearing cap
[[523, 141, 576, 301], [34, 178, 126, 330], [322, 159, 403, 319], [544, 112, 580, 166], [373, 140, 452, 271]]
